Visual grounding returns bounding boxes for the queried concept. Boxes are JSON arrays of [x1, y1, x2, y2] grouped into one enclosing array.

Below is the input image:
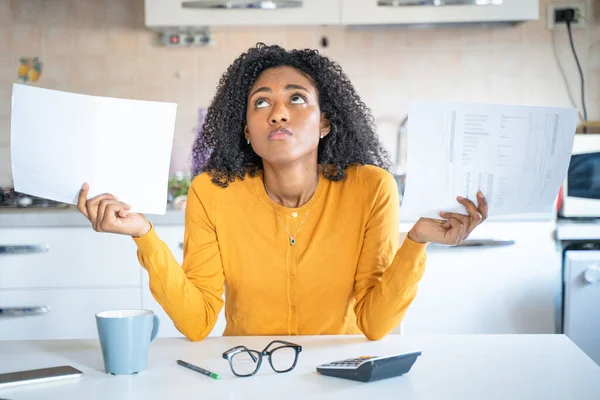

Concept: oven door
[[562, 137, 600, 217], [563, 249, 600, 366]]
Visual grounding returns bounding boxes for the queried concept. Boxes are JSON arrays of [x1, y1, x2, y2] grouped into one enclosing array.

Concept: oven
[[560, 134, 600, 218], [562, 243, 600, 366]]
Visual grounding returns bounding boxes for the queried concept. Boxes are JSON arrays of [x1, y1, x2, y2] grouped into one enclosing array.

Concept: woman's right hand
[[77, 183, 151, 237]]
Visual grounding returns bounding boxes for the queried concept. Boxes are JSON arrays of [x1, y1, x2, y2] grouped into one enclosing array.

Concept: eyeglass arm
[[263, 340, 303, 353], [222, 345, 258, 362]]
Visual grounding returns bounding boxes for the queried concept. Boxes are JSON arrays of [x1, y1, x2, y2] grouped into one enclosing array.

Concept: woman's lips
[[268, 127, 292, 140]]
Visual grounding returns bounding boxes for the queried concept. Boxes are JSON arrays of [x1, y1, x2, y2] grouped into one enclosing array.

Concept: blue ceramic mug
[[95, 309, 160, 375]]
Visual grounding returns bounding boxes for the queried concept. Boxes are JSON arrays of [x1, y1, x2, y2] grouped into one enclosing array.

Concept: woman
[[77, 44, 487, 341]]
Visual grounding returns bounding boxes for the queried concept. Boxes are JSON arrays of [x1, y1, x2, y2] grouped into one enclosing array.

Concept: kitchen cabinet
[[341, 0, 538, 25], [0, 216, 560, 340], [0, 288, 141, 340], [401, 221, 561, 335], [0, 223, 223, 341], [0, 226, 142, 341], [0, 228, 141, 289], [141, 225, 226, 338], [144, 0, 539, 28], [145, 222, 560, 338], [144, 0, 341, 28]]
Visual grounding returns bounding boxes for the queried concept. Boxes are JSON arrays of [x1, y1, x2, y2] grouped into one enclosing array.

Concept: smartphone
[[0, 365, 83, 389]]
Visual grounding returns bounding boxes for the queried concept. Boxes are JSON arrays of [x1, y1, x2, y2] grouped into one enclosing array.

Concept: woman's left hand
[[407, 192, 488, 245]]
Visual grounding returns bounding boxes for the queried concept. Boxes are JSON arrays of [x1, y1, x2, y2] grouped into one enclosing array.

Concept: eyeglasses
[[222, 340, 302, 377]]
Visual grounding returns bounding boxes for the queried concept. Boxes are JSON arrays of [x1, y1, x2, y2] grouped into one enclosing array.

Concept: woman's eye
[[291, 95, 306, 104], [255, 99, 270, 108]]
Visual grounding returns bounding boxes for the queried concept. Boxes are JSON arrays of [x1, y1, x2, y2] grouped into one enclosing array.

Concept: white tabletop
[[1, 334, 599, 400]]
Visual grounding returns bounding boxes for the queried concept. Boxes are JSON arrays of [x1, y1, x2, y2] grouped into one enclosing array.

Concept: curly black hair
[[192, 43, 392, 187]]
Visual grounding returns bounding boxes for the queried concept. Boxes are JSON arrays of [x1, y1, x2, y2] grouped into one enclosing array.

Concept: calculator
[[316, 351, 421, 382]]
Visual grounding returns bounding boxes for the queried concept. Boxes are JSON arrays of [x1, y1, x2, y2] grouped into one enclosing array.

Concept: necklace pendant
[[289, 237, 296, 246]]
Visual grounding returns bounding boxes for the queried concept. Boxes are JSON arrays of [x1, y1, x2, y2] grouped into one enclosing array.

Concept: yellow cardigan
[[133, 165, 427, 341]]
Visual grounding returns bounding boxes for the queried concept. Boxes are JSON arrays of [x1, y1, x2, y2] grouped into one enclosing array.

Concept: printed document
[[401, 100, 578, 219]]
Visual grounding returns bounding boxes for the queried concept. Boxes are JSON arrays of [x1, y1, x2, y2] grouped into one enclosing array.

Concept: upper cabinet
[[144, 0, 539, 29], [341, 0, 539, 25], [144, 0, 342, 28]]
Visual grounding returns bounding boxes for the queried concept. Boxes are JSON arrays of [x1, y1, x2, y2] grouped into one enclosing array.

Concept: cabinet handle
[[427, 239, 515, 250], [377, 0, 492, 6], [0, 244, 50, 255], [182, 0, 302, 9], [0, 306, 50, 317], [179, 242, 184, 249]]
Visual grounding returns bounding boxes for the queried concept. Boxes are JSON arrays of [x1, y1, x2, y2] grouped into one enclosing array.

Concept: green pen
[[177, 359, 221, 380]]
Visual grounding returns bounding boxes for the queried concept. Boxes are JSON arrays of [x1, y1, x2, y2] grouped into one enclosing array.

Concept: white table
[[1, 335, 599, 400]]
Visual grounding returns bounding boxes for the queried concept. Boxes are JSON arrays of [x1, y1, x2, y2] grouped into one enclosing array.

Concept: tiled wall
[[0, 0, 598, 185]]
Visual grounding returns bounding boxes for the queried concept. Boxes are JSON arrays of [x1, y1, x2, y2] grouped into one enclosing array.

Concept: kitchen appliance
[[563, 244, 600, 366], [560, 134, 600, 218]]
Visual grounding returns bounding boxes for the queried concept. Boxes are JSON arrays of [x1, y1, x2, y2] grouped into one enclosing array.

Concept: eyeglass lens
[[231, 350, 261, 376], [269, 346, 297, 372]]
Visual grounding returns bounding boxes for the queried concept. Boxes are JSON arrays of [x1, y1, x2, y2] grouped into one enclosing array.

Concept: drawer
[[0, 288, 141, 340], [0, 227, 141, 288], [402, 222, 560, 335]]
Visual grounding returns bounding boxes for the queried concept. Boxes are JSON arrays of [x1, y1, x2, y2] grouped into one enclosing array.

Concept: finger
[[117, 203, 131, 219], [477, 191, 488, 221], [86, 193, 116, 227], [446, 217, 465, 244], [77, 183, 90, 219], [456, 196, 483, 232], [100, 202, 126, 230], [440, 210, 470, 227], [95, 198, 115, 231]]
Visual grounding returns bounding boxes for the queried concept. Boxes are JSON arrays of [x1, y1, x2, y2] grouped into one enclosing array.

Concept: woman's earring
[[247, 138, 250, 144], [320, 133, 324, 139]]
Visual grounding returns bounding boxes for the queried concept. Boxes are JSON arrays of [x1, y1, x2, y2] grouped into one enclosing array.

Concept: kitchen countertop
[[0, 334, 599, 400], [556, 218, 600, 241], [0, 207, 190, 228], [0, 207, 555, 229]]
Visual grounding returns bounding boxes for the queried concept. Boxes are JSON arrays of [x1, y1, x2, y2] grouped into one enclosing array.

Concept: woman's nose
[[269, 103, 289, 124]]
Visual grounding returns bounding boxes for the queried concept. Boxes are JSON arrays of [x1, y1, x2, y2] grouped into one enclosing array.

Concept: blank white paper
[[401, 100, 578, 219], [10, 84, 177, 215]]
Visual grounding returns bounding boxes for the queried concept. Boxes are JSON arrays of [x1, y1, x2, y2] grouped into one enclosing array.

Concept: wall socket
[[547, 4, 587, 30], [158, 29, 215, 48]]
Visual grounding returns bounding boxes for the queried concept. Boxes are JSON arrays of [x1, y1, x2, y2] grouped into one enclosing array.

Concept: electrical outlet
[[547, 4, 587, 30], [159, 29, 215, 48]]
